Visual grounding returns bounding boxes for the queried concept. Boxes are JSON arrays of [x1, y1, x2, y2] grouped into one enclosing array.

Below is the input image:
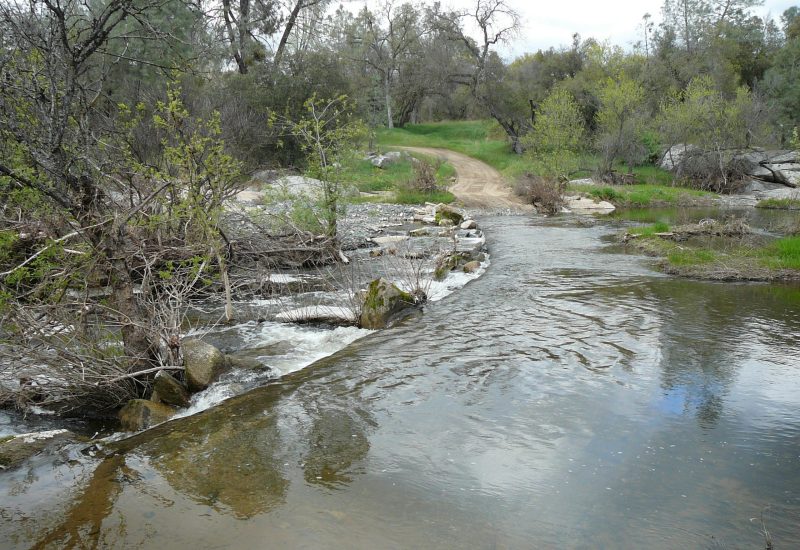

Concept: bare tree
[[434, 0, 526, 153]]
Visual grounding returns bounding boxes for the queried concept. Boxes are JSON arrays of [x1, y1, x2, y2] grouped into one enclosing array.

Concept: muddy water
[[3, 215, 800, 549]]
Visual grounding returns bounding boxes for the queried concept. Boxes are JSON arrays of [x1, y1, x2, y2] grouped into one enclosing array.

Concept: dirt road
[[396, 146, 530, 210]]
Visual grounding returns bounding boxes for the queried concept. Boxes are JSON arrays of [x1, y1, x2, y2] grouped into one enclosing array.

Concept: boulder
[[182, 339, 227, 392], [369, 151, 403, 169], [118, 399, 176, 431], [359, 278, 418, 330], [434, 205, 464, 226], [409, 227, 431, 237], [150, 370, 190, 408], [660, 144, 698, 171], [0, 429, 76, 471], [766, 163, 800, 187], [568, 178, 597, 186], [462, 261, 481, 273], [461, 219, 478, 230], [736, 180, 790, 195], [765, 151, 798, 164], [225, 354, 268, 371], [564, 196, 616, 213]]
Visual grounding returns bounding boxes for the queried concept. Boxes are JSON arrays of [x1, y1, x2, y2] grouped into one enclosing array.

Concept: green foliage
[[595, 74, 648, 173], [629, 222, 672, 236], [393, 189, 455, 204], [762, 237, 800, 270], [755, 198, 800, 210], [522, 88, 586, 180], [588, 187, 623, 202], [279, 95, 367, 237]]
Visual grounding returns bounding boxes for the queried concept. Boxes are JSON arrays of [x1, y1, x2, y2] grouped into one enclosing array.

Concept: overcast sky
[[441, 0, 799, 58]]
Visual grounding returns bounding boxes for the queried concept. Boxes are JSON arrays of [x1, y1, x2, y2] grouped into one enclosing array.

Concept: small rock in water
[[461, 220, 478, 230]]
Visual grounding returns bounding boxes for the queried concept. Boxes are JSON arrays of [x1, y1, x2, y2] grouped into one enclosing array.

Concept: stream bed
[[2, 213, 800, 548]]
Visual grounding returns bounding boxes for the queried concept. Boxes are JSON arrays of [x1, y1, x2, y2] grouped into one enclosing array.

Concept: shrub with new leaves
[[521, 88, 585, 181]]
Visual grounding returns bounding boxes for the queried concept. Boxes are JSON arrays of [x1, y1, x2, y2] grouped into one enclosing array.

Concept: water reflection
[[302, 409, 370, 488], [648, 280, 800, 427]]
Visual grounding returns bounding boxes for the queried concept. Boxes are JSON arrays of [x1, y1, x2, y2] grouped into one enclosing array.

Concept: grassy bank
[[574, 183, 714, 207], [622, 222, 800, 281], [343, 153, 455, 204], [378, 120, 720, 208], [755, 197, 800, 210]]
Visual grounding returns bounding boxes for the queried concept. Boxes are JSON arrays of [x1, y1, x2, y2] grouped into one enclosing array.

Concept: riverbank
[[618, 215, 800, 282]]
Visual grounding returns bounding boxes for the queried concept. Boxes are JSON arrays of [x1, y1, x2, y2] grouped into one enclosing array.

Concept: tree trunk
[[216, 250, 235, 324], [274, 0, 304, 68], [385, 71, 394, 129]]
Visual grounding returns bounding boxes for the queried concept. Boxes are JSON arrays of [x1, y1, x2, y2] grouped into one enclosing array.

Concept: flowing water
[[3, 214, 800, 549]]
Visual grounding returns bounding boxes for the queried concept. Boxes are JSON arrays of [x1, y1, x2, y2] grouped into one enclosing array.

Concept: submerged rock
[[0, 429, 76, 471], [183, 339, 228, 392], [462, 261, 481, 273], [359, 278, 418, 329], [118, 399, 176, 431], [151, 370, 190, 408], [275, 306, 358, 325]]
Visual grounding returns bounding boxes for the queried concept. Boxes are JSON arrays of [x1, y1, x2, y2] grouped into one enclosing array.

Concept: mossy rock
[[359, 278, 418, 329], [183, 339, 228, 392], [434, 206, 464, 226], [151, 370, 190, 408], [119, 399, 176, 431]]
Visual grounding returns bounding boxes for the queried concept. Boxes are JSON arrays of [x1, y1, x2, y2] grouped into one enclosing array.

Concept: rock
[[118, 399, 176, 431], [564, 196, 616, 213], [0, 430, 76, 471], [461, 220, 477, 230], [455, 235, 486, 253], [369, 151, 403, 169], [660, 144, 698, 171], [182, 339, 228, 392], [765, 151, 798, 164], [421, 215, 436, 224], [150, 370, 190, 408], [438, 218, 455, 227], [736, 180, 790, 194], [434, 205, 464, 226], [359, 278, 418, 330], [766, 163, 800, 187], [225, 354, 268, 371], [370, 235, 409, 246], [568, 178, 597, 186], [462, 261, 481, 273]]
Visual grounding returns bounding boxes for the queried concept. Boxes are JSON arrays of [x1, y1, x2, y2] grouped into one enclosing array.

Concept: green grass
[[393, 189, 456, 204], [755, 198, 800, 210], [342, 154, 456, 204], [628, 222, 671, 237], [573, 182, 713, 207], [377, 120, 529, 178], [379, 120, 715, 205], [761, 236, 800, 270], [342, 159, 413, 193]]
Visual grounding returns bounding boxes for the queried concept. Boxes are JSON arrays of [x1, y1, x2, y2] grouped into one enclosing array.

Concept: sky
[[440, 0, 799, 58]]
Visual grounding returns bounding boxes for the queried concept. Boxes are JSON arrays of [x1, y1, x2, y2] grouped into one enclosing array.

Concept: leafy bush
[[514, 173, 565, 214]]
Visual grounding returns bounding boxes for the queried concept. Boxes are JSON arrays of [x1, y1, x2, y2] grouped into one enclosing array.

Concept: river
[[2, 214, 800, 548]]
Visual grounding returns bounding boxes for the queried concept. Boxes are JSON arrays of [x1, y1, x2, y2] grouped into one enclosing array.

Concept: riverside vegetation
[[2, 0, 800, 422]]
